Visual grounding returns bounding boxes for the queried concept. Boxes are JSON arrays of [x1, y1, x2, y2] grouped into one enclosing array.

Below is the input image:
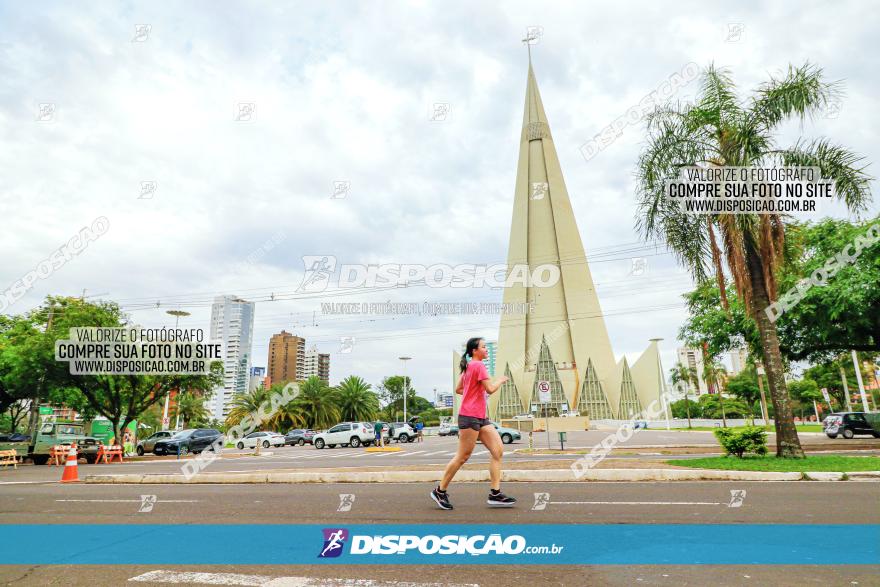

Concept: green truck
[[0, 421, 102, 465]]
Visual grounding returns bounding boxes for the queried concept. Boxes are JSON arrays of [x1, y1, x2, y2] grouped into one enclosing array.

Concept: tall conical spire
[[492, 60, 618, 420]]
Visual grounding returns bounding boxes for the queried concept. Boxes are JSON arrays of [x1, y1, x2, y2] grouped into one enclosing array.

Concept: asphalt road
[[2, 481, 878, 585]]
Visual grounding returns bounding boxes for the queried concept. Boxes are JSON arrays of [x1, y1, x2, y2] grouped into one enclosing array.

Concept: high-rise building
[[453, 59, 668, 422], [728, 347, 749, 376], [436, 391, 454, 409], [207, 295, 255, 421], [249, 366, 266, 392], [675, 347, 709, 395], [302, 345, 330, 383], [459, 339, 497, 376], [267, 331, 305, 385]]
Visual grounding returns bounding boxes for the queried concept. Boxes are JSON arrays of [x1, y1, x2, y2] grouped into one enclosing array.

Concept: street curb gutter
[[79, 469, 880, 484]]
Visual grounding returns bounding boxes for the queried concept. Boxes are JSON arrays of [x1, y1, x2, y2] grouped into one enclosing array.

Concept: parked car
[[153, 428, 223, 455], [313, 422, 376, 449], [136, 430, 174, 456], [438, 422, 459, 437], [475, 422, 521, 445], [236, 431, 286, 449], [0, 433, 30, 442], [284, 429, 316, 446], [513, 414, 534, 420], [389, 422, 416, 443], [823, 412, 880, 439], [560, 410, 580, 418]]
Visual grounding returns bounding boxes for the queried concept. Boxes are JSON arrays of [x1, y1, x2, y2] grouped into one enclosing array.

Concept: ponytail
[[460, 337, 483, 373]]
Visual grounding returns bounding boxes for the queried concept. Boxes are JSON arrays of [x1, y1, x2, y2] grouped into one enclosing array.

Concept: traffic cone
[[61, 443, 79, 483]]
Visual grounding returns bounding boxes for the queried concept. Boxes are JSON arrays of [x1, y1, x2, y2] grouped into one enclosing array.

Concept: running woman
[[431, 337, 517, 509]]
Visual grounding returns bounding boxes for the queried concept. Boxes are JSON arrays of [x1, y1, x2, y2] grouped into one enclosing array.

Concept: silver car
[[136, 430, 174, 456]]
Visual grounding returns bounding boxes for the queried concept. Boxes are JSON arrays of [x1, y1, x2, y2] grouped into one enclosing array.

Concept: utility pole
[[852, 351, 870, 412], [840, 364, 853, 412]]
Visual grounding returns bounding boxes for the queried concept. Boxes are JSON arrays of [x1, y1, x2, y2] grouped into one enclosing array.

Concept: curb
[[78, 468, 880, 484]]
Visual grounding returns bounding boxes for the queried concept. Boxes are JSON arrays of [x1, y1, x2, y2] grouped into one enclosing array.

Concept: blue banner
[[1, 524, 877, 565]]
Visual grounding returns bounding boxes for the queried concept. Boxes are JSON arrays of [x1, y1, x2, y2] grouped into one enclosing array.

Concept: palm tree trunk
[[744, 235, 805, 458]]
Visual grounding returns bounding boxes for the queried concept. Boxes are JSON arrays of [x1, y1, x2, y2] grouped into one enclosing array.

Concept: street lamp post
[[399, 356, 412, 422], [165, 310, 191, 430]]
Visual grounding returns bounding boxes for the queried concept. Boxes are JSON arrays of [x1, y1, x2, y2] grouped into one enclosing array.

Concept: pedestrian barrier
[[50, 445, 70, 466], [97, 444, 124, 464], [60, 444, 79, 483], [0, 449, 19, 469]]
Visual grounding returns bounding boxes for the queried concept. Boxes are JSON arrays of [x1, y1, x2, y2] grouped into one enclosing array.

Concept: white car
[[236, 431, 286, 449], [560, 410, 580, 418], [389, 422, 416, 443], [513, 414, 534, 420], [313, 422, 376, 449]]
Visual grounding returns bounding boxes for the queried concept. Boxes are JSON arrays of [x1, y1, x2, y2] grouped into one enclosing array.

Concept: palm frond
[[748, 62, 841, 130], [772, 138, 873, 213]]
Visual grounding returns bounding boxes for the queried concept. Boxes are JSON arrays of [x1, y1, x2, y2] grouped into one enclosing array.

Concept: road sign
[[537, 381, 551, 403], [821, 388, 831, 405], [162, 416, 170, 428]]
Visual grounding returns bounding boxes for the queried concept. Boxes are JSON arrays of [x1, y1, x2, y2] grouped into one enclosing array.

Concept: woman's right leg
[[439, 427, 478, 490]]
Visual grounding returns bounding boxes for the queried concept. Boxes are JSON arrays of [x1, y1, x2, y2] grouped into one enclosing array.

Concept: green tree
[[670, 362, 699, 427], [293, 376, 339, 430], [637, 63, 872, 457], [725, 367, 761, 407], [680, 218, 880, 364], [787, 378, 823, 420], [0, 296, 224, 443], [266, 384, 306, 432], [335, 376, 379, 422], [226, 386, 272, 429], [377, 375, 417, 418], [670, 398, 701, 420], [703, 360, 729, 426], [174, 392, 211, 428]]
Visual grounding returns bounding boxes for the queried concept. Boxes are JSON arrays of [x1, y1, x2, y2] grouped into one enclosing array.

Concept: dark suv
[[823, 412, 880, 439], [153, 428, 223, 455]]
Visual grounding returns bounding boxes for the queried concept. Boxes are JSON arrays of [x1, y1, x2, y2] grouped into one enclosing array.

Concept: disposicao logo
[[318, 528, 348, 558]]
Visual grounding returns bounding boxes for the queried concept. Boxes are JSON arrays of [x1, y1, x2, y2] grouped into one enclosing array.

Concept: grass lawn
[[670, 454, 880, 472], [669, 425, 823, 433]]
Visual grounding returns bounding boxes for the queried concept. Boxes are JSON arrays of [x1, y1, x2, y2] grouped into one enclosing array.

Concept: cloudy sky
[[1, 1, 877, 401]]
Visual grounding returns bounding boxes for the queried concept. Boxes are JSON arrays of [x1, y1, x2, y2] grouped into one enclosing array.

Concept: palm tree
[[636, 63, 872, 457], [293, 376, 340, 430], [703, 360, 729, 427], [335, 376, 380, 422], [265, 384, 306, 432], [225, 387, 271, 429], [670, 362, 698, 428], [174, 392, 210, 428]]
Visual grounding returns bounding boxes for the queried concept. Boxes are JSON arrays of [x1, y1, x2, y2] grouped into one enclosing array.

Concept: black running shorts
[[458, 415, 492, 431]]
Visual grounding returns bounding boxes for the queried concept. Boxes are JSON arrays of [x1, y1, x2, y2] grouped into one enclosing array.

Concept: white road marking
[[422, 450, 450, 456], [473, 450, 489, 456], [550, 500, 722, 505], [128, 570, 480, 586], [56, 499, 199, 503], [398, 450, 427, 457]]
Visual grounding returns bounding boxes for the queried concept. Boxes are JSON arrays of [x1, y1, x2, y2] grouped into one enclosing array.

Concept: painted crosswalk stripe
[[422, 450, 449, 456], [398, 450, 427, 457], [473, 450, 489, 456]]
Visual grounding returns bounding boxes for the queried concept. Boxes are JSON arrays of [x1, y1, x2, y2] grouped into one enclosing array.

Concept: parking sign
[[538, 380, 551, 403]]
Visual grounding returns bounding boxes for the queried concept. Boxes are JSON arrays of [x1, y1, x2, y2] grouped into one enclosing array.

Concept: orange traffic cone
[[61, 443, 79, 483]]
